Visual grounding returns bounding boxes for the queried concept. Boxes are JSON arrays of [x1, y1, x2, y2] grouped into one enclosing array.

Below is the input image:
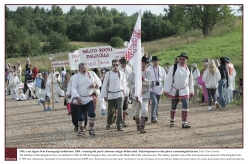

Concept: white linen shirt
[[119, 65, 132, 96], [100, 70, 126, 100], [71, 71, 101, 105], [147, 65, 166, 95], [163, 64, 193, 99]]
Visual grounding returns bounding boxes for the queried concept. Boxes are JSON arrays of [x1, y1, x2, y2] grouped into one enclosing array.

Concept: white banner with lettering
[[115, 47, 144, 59], [79, 46, 115, 61], [85, 60, 112, 69], [52, 60, 70, 68], [68, 53, 80, 70]]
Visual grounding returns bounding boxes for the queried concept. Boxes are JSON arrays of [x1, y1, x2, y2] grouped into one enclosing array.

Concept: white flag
[[125, 10, 142, 103]]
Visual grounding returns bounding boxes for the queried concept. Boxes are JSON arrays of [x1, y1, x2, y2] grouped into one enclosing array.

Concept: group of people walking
[[6, 52, 240, 138]]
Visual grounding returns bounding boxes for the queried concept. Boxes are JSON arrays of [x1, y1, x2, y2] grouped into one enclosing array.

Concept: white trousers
[[133, 99, 149, 118], [10, 89, 18, 99]]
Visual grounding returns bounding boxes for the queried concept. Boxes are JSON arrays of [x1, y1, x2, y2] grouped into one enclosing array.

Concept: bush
[[108, 36, 124, 48]]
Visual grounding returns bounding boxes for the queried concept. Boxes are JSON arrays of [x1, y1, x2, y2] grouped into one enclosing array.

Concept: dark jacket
[[218, 57, 229, 85]]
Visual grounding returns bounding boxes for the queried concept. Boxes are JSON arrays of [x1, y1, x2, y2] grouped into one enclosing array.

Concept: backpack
[[172, 63, 191, 83]]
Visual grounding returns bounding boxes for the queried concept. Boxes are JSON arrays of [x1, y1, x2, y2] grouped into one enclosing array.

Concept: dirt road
[[5, 95, 243, 148]]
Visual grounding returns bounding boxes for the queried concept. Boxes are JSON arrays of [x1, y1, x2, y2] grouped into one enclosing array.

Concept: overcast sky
[[6, 4, 242, 16]]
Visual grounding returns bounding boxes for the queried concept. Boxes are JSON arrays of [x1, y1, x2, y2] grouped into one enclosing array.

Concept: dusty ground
[[5, 95, 243, 148]]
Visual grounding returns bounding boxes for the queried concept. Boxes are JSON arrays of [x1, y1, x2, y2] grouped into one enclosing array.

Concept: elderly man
[[127, 56, 152, 133], [100, 59, 127, 131], [71, 63, 101, 136], [147, 56, 166, 123], [163, 52, 193, 129]]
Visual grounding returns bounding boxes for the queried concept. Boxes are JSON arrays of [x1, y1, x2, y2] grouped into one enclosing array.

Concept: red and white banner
[[85, 59, 112, 69], [52, 60, 70, 68], [115, 47, 144, 59], [79, 46, 115, 61], [125, 10, 142, 103], [68, 53, 80, 70]]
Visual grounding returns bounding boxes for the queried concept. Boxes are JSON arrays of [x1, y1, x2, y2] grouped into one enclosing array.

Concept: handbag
[[197, 76, 205, 85]]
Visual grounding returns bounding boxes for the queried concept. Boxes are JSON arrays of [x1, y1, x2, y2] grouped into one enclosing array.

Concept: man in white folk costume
[[147, 56, 166, 123], [127, 56, 152, 133], [100, 59, 127, 131], [117, 57, 133, 127], [163, 52, 194, 128], [71, 63, 101, 136]]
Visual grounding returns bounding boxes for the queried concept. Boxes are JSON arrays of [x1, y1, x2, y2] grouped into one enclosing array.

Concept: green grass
[[156, 26, 242, 81]]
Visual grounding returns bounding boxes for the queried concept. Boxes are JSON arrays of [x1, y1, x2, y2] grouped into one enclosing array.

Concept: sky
[[6, 4, 242, 16]]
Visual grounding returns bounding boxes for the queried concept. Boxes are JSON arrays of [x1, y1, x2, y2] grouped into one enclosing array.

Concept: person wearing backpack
[[163, 52, 194, 129]]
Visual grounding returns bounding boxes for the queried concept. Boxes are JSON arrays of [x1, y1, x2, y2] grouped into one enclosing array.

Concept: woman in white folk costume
[[53, 71, 62, 103], [71, 63, 101, 136], [147, 56, 166, 123], [163, 52, 194, 128], [117, 57, 133, 127], [202, 59, 221, 111], [40, 72, 52, 111], [100, 59, 127, 131], [8, 73, 20, 100], [127, 56, 152, 133]]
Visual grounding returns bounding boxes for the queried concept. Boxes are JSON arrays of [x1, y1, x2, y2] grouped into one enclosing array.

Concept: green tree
[[53, 19, 66, 34], [109, 36, 124, 48], [186, 5, 233, 36], [48, 31, 70, 53]]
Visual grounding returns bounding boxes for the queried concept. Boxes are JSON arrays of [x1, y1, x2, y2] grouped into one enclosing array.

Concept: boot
[[140, 117, 147, 133], [170, 109, 176, 127], [123, 111, 127, 127], [137, 125, 141, 131], [140, 125, 146, 133], [135, 117, 140, 131]]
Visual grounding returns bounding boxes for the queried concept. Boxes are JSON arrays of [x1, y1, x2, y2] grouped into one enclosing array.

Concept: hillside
[[6, 18, 243, 82]]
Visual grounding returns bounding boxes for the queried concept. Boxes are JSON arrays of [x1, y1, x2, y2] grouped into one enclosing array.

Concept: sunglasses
[[113, 64, 119, 67]]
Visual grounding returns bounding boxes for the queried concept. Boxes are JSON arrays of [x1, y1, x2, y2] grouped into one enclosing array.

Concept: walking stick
[[49, 54, 55, 108]]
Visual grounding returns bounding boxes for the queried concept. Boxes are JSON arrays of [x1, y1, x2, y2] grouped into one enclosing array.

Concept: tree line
[[5, 5, 241, 58]]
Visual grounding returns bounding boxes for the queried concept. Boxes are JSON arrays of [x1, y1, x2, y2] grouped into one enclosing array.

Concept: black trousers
[[70, 104, 88, 128]]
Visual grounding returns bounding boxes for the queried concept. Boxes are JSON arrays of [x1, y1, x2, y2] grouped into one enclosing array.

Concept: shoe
[[101, 110, 106, 115], [89, 129, 95, 135], [208, 106, 212, 111], [123, 121, 127, 127], [106, 125, 110, 130], [170, 121, 175, 127], [126, 112, 129, 115], [47, 107, 52, 111], [182, 123, 191, 128], [151, 120, 158, 124], [43, 108, 47, 111], [78, 131, 84, 136], [11, 98, 14, 100], [117, 127, 124, 131]]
